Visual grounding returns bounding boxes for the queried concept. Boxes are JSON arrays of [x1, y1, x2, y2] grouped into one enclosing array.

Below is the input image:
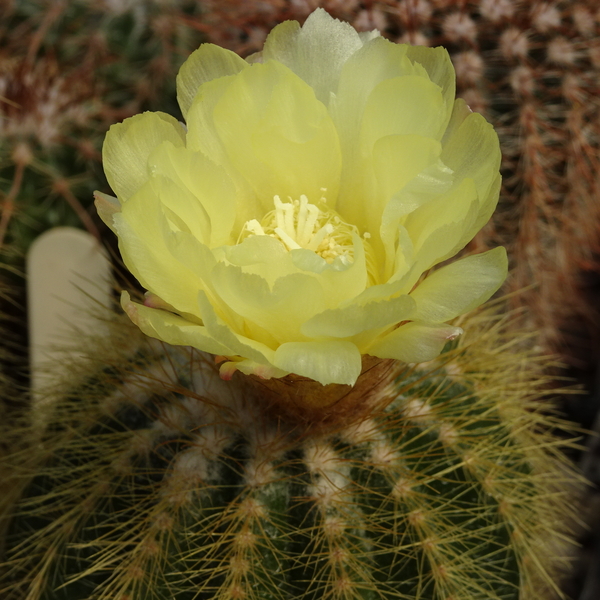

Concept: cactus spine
[[0, 306, 580, 599]]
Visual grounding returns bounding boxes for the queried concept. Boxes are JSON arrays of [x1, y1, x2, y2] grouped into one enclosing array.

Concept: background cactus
[[0, 304, 581, 599], [0, 0, 206, 253]]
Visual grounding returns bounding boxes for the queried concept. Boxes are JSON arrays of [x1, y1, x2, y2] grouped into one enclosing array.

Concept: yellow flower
[[95, 9, 507, 387]]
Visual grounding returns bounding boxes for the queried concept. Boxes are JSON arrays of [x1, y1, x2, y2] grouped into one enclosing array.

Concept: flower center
[[242, 194, 358, 265]]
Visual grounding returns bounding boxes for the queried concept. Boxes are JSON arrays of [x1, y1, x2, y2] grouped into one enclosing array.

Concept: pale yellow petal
[[334, 44, 448, 234], [404, 44, 456, 129], [331, 36, 414, 146], [147, 142, 237, 246], [373, 135, 445, 205], [410, 247, 508, 322], [211, 263, 326, 343], [273, 340, 362, 386], [344, 273, 411, 305], [177, 43, 248, 119], [290, 233, 368, 309], [262, 8, 366, 105], [245, 51, 263, 64], [301, 294, 415, 339], [185, 74, 235, 163], [360, 76, 446, 151], [441, 97, 472, 145], [186, 75, 252, 226], [224, 235, 297, 288], [103, 112, 185, 201], [121, 291, 231, 356], [93, 191, 120, 233], [114, 180, 210, 317], [197, 290, 278, 367], [210, 61, 342, 212], [332, 37, 415, 227], [367, 321, 462, 363], [156, 229, 246, 330], [222, 358, 288, 380], [388, 225, 415, 284], [404, 177, 479, 276], [152, 173, 211, 245], [441, 109, 501, 236], [358, 30, 381, 43], [373, 135, 451, 277]]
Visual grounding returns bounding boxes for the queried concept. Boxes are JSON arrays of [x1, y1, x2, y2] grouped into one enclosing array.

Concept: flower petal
[[360, 76, 447, 150], [221, 358, 288, 380], [291, 233, 369, 308], [121, 291, 231, 356], [338, 75, 446, 241], [373, 135, 446, 206], [301, 293, 415, 338], [114, 180, 214, 317], [410, 247, 508, 322], [93, 191, 120, 233], [154, 173, 212, 245], [441, 109, 502, 239], [197, 290, 278, 368], [441, 97, 472, 145], [103, 112, 185, 202], [214, 61, 342, 210], [262, 8, 369, 105], [147, 142, 237, 246], [404, 44, 456, 129], [332, 38, 451, 238], [373, 135, 452, 277], [211, 263, 326, 343], [367, 321, 462, 363], [404, 177, 479, 278], [177, 43, 248, 119], [223, 235, 298, 287], [273, 340, 362, 385], [332, 36, 415, 151], [188, 60, 342, 218]]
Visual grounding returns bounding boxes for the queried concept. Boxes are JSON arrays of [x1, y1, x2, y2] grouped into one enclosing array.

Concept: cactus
[[0, 305, 581, 600]]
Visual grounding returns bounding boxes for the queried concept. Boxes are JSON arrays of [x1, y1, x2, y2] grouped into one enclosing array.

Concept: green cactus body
[[0, 310, 579, 600]]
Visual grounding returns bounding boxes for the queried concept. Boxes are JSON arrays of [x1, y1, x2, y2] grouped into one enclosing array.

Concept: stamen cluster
[[244, 194, 357, 265]]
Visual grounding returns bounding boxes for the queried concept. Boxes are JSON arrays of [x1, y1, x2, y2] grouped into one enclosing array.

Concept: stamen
[[274, 227, 301, 251], [297, 195, 309, 245], [274, 195, 285, 231], [301, 204, 319, 246], [245, 219, 265, 236], [282, 202, 295, 237], [308, 223, 334, 251]]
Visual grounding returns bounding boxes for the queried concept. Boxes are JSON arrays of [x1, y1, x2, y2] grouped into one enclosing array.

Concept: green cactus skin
[[0, 307, 581, 600]]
